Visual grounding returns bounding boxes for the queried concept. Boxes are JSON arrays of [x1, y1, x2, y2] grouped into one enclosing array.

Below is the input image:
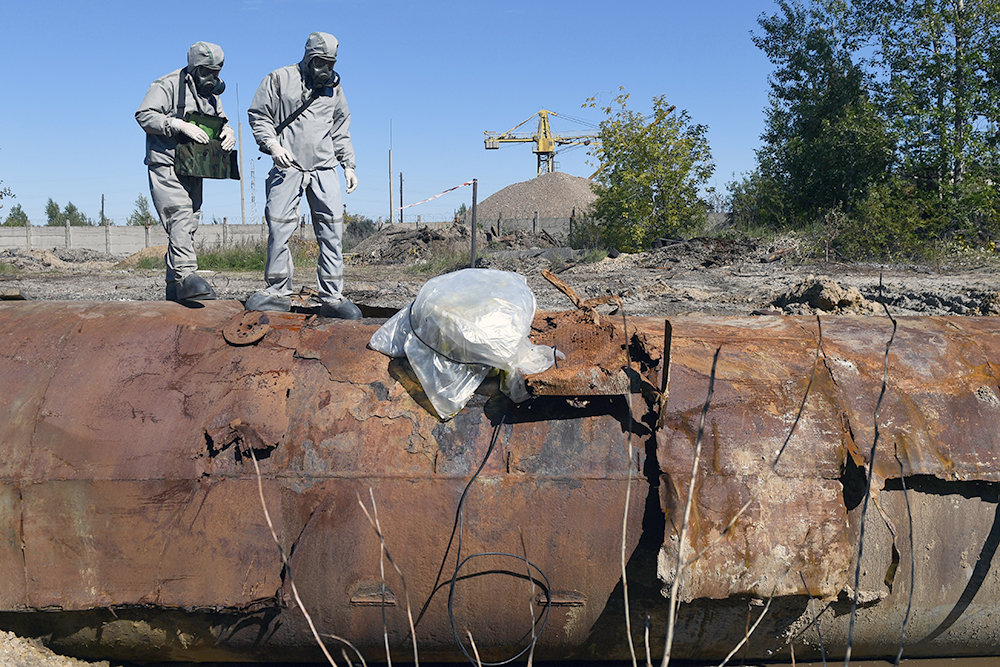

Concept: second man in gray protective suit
[[246, 32, 361, 318]]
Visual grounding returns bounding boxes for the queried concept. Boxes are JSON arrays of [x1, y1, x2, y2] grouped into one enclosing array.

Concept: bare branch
[[844, 303, 898, 667], [357, 490, 420, 666], [248, 446, 341, 667], [661, 346, 721, 667]]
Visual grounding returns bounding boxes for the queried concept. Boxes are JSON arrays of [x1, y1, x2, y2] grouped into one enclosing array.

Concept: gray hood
[[187, 41, 224, 70], [300, 32, 338, 68]]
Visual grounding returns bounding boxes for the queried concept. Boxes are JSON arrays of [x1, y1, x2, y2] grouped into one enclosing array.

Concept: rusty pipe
[[3, 303, 1000, 662]]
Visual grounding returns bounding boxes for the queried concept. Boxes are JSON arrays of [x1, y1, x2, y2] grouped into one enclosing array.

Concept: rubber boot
[[319, 298, 362, 320], [245, 291, 291, 312], [175, 273, 217, 301]]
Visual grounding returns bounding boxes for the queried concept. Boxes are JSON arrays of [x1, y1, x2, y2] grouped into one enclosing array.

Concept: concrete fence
[[0, 219, 575, 256], [0, 212, 732, 255], [0, 222, 274, 256]]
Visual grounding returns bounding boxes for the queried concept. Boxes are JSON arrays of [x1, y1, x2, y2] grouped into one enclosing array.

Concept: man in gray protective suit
[[246, 31, 361, 319], [136, 41, 235, 302]]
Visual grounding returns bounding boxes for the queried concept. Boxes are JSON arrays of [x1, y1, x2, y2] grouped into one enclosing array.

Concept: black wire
[[406, 303, 479, 366], [448, 551, 551, 665], [414, 418, 505, 627], [411, 414, 551, 665]]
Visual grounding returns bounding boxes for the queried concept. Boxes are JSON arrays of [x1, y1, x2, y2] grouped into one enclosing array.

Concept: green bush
[[567, 217, 606, 250]]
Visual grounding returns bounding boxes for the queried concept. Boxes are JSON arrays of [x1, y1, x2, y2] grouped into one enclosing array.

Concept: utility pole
[[100, 194, 106, 226], [388, 120, 394, 224], [470, 179, 478, 268], [399, 172, 404, 225], [237, 84, 246, 225]]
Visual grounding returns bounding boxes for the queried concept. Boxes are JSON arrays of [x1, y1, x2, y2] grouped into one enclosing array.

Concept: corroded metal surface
[[655, 314, 1000, 660], [657, 317, 851, 602], [0, 300, 648, 662]]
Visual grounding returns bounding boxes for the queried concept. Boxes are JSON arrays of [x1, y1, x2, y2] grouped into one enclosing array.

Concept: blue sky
[[0, 1, 775, 227]]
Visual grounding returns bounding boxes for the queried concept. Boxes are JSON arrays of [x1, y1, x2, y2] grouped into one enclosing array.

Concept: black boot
[[319, 298, 362, 320], [175, 273, 217, 301], [245, 291, 291, 312]]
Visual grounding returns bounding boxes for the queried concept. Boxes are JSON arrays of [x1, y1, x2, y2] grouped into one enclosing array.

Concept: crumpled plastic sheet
[[369, 268, 557, 418]]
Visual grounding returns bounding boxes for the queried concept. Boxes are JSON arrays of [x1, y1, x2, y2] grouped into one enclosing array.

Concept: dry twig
[[466, 630, 484, 667], [357, 489, 420, 666], [661, 346, 720, 667], [844, 303, 898, 667], [248, 446, 341, 667], [893, 443, 915, 666]]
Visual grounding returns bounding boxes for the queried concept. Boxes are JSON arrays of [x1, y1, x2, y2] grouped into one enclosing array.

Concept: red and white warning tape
[[398, 180, 473, 211]]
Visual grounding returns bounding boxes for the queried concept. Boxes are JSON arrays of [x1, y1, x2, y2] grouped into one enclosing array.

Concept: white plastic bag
[[369, 268, 556, 419]]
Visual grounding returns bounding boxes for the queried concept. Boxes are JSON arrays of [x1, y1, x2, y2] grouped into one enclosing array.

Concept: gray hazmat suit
[[248, 32, 357, 304], [135, 42, 227, 292]]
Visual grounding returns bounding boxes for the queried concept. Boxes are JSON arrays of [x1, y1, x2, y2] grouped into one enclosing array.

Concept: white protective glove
[[168, 118, 209, 144], [269, 143, 295, 169], [219, 124, 236, 151], [344, 167, 358, 193]]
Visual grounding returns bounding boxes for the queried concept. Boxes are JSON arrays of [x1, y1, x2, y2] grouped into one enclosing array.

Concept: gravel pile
[[463, 172, 597, 222], [52, 248, 120, 264], [350, 223, 567, 266], [0, 631, 108, 667]]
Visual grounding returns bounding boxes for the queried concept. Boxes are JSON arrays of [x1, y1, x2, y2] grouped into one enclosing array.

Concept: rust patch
[[526, 309, 661, 396]]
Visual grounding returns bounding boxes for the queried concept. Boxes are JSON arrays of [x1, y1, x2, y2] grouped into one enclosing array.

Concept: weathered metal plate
[[657, 314, 1000, 604], [222, 309, 271, 345], [658, 316, 855, 601], [819, 316, 1000, 481]]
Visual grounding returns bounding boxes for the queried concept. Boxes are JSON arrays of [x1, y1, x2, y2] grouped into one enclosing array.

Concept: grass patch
[[0, 262, 19, 276], [132, 254, 161, 270], [195, 239, 267, 272], [131, 237, 322, 273], [408, 249, 475, 276]]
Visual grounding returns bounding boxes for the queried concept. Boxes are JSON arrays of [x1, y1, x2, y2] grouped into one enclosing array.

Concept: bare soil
[[3, 233, 999, 319]]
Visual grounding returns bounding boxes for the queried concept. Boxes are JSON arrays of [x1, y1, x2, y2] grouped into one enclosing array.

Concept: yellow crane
[[484, 109, 598, 176]]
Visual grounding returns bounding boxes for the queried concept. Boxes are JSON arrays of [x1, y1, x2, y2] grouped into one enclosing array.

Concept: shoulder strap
[[274, 90, 318, 135], [175, 69, 187, 119]]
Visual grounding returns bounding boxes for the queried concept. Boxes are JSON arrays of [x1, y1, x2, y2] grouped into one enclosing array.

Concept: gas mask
[[191, 65, 225, 98], [305, 56, 337, 91]]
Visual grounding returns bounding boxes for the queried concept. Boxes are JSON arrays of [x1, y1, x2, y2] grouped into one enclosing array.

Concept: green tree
[[127, 194, 157, 226], [2, 203, 28, 227], [0, 182, 11, 217], [734, 0, 893, 229], [586, 90, 715, 252], [62, 202, 93, 227], [45, 198, 62, 226], [861, 0, 1000, 239]]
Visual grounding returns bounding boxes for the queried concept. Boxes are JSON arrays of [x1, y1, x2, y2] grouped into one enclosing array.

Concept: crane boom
[[484, 109, 598, 176]]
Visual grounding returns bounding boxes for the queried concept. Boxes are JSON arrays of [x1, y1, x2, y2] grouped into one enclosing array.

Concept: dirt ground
[[3, 231, 999, 319]]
